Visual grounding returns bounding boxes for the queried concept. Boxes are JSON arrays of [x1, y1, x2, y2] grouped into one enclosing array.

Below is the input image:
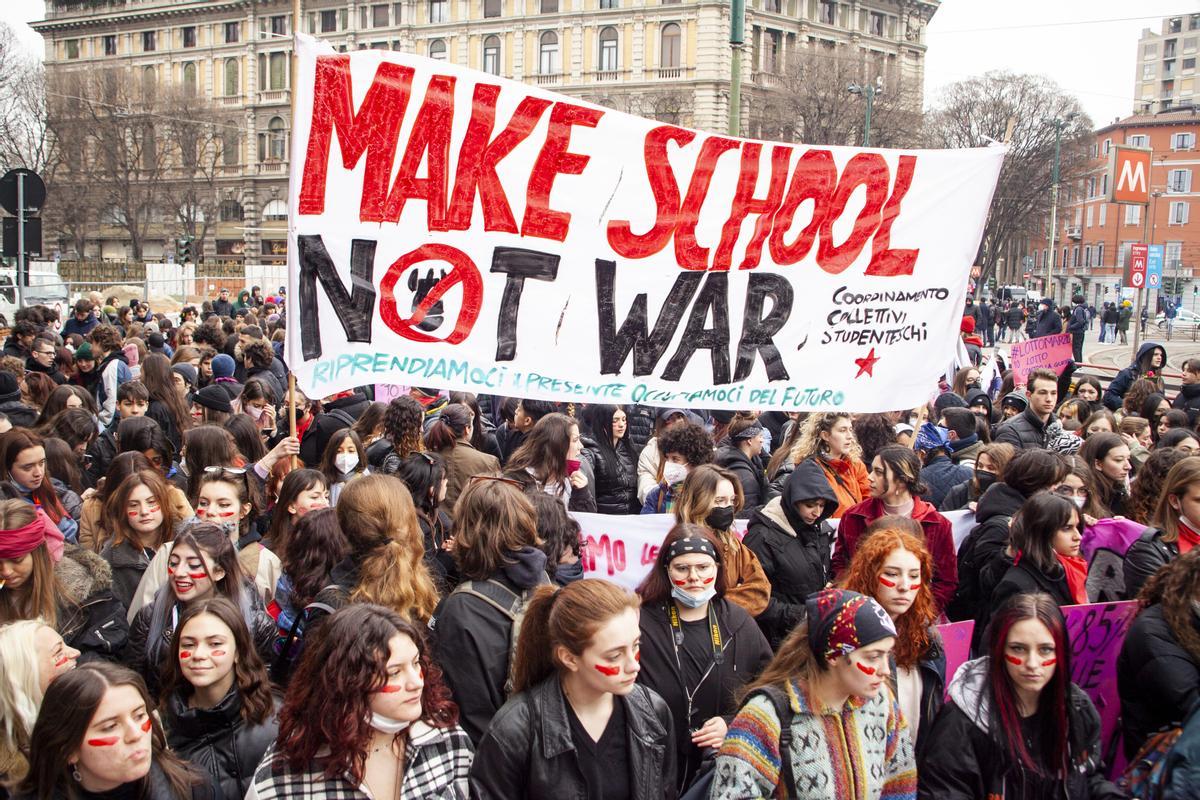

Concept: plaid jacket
[[246, 722, 472, 800]]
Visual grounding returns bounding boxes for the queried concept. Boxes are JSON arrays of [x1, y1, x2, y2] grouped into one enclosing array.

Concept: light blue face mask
[[672, 585, 716, 609]]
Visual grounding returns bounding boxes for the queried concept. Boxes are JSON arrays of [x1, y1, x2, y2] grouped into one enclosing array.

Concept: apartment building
[[1134, 13, 1200, 115]]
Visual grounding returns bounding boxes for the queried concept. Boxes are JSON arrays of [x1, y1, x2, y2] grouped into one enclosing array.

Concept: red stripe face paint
[[378, 684, 403, 693], [1041, 658, 1057, 667], [909, 582, 922, 590], [877, 576, 897, 588], [179, 651, 191, 660], [53, 656, 71, 667], [594, 664, 620, 677], [210, 650, 226, 657], [1005, 654, 1024, 666], [634, 651, 640, 662], [128, 511, 140, 517], [187, 572, 208, 580], [140, 719, 152, 733], [702, 577, 715, 585], [672, 580, 688, 586], [854, 662, 876, 676], [86, 737, 119, 747]]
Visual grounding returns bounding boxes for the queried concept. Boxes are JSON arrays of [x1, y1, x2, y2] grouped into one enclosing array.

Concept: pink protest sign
[[374, 384, 408, 403], [1009, 332, 1073, 385], [936, 620, 974, 700], [1063, 600, 1138, 774]]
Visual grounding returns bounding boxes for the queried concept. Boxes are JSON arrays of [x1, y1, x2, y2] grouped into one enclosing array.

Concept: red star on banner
[[854, 348, 880, 378]]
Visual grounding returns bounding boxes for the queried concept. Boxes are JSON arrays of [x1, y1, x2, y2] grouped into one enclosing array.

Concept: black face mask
[[967, 381, 982, 391], [974, 470, 998, 494], [706, 506, 736, 532]]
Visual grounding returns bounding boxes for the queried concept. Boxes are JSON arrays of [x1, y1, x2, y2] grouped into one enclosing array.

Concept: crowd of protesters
[[3, 287, 1200, 799]]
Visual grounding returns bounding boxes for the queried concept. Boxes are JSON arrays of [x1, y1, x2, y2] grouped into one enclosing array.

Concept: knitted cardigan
[[710, 678, 917, 800]]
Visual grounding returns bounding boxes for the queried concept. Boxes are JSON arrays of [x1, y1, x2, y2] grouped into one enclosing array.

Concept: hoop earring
[[72, 765, 82, 782]]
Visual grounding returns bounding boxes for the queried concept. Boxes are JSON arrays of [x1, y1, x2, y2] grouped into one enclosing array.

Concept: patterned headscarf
[[806, 588, 896, 664]]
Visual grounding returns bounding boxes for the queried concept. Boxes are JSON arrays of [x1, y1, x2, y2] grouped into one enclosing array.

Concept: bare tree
[[0, 24, 55, 173], [745, 48, 924, 147], [155, 86, 239, 260], [926, 71, 1092, 294]]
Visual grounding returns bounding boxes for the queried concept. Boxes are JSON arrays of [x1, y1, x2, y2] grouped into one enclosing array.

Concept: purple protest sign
[[374, 384, 408, 404], [936, 620, 974, 701], [1063, 600, 1138, 775], [1009, 332, 1072, 385]]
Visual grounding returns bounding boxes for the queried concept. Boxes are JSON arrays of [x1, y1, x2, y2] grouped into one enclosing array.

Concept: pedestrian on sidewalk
[[1118, 300, 1132, 344]]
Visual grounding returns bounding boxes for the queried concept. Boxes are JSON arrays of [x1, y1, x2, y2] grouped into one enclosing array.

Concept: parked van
[[0, 262, 70, 326]]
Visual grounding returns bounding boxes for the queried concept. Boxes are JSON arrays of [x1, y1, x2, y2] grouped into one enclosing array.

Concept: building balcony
[[588, 69, 627, 83], [752, 71, 782, 87], [533, 73, 561, 86], [218, 95, 242, 107], [258, 162, 286, 174], [1066, 225, 1082, 240], [258, 90, 289, 105], [653, 67, 689, 80]]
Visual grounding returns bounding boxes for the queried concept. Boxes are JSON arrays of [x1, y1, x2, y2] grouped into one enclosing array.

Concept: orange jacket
[[814, 455, 871, 518]]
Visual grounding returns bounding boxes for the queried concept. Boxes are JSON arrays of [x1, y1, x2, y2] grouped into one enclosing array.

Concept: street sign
[[0, 169, 45, 216], [1, 217, 41, 258], [1147, 244, 1164, 290], [1128, 243, 1148, 289], [1109, 145, 1152, 205]]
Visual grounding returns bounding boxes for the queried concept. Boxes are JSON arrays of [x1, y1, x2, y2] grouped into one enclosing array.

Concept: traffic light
[[177, 236, 193, 263]]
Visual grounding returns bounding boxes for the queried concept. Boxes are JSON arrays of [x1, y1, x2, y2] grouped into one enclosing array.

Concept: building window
[[484, 0, 502, 17], [763, 29, 780, 72], [660, 22, 681, 69], [1173, 132, 1196, 150], [482, 35, 501, 74], [429, 0, 447, 22], [372, 4, 389, 26], [268, 52, 287, 89], [1096, 243, 1104, 265], [1086, 206, 1093, 227], [539, 30, 559, 74], [224, 21, 239, 43], [429, 38, 447, 60], [270, 16, 287, 36], [1169, 168, 1193, 193], [219, 199, 244, 222], [224, 58, 239, 96], [819, 1, 836, 25], [1145, 43, 1159, 60], [1099, 203, 1106, 226], [1168, 241, 1183, 269], [1129, 134, 1149, 147], [262, 199, 288, 221], [1171, 201, 1190, 224], [222, 132, 239, 166], [598, 26, 618, 71], [182, 62, 197, 95], [763, 0, 781, 11], [541, 0, 558, 11], [600, 0, 617, 7], [1185, 57, 1197, 71], [320, 10, 338, 32], [1125, 204, 1141, 225], [142, 31, 156, 52], [267, 117, 286, 161], [65, 39, 79, 59], [869, 11, 884, 36], [1101, 174, 1108, 196]]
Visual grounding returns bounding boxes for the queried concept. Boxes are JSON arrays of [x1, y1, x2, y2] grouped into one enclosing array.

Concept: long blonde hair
[[336, 475, 440, 623], [0, 620, 46, 786], [740, 619, 822, 702]]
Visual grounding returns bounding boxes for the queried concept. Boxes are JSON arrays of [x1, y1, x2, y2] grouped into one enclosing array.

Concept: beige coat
[[439, 441, 500, 514]]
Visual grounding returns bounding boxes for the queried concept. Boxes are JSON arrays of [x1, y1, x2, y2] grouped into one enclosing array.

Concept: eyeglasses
[[468, 474, 524, 490], [1054, 485, 1089, 499]]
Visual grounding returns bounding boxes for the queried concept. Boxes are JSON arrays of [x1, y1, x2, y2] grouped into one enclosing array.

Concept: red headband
[[0, 508, 65, 563]]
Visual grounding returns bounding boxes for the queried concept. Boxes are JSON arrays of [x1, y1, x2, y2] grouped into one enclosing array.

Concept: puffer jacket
[[99, 539, 154, 611], [1118, 603, 1200, 760], [469, 676, 677, 800], [1123, 527, 1176, 601], [1173, 382, 1200, 426], [625, 405, 657, 458], [1104, 341, 1168, 411], [582, 435, 639, 515], [919, 453, 971, 509], [949, 481, 1026, 623], [715, 444, 770, 516], [993, 406, 1057, 450], [55, 545, 129, 662], [918, 657, 1124, 800], [743, 460, 837, 649], [164, 688, 278, 800]]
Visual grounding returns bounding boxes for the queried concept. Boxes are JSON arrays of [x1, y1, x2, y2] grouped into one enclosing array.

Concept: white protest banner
[[287, 36, 1005, 411], [578, 512, 748, 590]]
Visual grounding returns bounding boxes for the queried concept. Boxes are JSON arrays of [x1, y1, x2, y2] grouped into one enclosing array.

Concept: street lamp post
[[1044, 113, 1077, 306], [728, 0, 744, 137], [848, 77, 883, 147]]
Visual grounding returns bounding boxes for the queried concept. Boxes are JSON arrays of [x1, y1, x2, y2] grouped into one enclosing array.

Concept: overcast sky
[[1, 0, 1193, 127]]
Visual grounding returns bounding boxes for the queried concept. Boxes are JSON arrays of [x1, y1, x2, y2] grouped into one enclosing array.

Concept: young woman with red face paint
[[0, 620, 79, 790], [633, 523, 771, 792], [841, 529, 944, 757], [16, 662, 207, 800], [159, 598, 277, 800], [918, 593, 1121, 800], [710, 588, 914, 800], [247, 604, 471, 800], [470, 578, 676, 800], [99, 469, 180, 610], [125, 522, 275, 697]]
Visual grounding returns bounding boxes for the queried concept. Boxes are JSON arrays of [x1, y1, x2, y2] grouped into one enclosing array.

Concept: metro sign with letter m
[[1108, 144, 1151, 205]]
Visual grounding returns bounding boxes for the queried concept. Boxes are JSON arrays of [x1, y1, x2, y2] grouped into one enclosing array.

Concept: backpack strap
[[325, 408, 356, 429], [450, 579, 524, 619], [748, 686, 798, 799]]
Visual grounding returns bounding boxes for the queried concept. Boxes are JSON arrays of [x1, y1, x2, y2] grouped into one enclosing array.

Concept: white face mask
[[1072, 496, 1085, 509], [335, 453, 360, 475], [369, 712, 411, 734], [662, 461, 688, 486]]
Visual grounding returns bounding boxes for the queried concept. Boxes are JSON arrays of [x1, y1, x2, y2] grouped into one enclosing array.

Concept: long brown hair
[[1154, 456, 1200, 545], [0, 500, 66, 628], [673, 464, 744, 536], [102, 469, 179, 550], [505, 412, 576, 486], [452, 478, 541, 581], [511, 579, 641, 693], [839, 529, 936, 669], [20, 662, 199, 800], [274, 605, 457, 782], [141, 353, 191, 439], [159, 597, 273, 725], [0, 430, 66, 523], [740, 620, 824, 702], [1140, 548, 1200, 663], [335, 475, 439, 623]]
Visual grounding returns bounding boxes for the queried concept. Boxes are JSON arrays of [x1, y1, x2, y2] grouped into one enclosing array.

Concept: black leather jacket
[[164, 688, 278, 800], [469, 676, 677, 800]]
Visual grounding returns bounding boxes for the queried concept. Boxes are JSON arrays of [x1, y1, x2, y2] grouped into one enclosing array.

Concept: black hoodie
[[743, 460, 838, 648], [948, 481, 1027, 623]]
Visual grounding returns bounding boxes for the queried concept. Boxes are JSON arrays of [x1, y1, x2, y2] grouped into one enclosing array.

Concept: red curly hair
[[274, 604, 458, 782], [839, 528, 936, 669]]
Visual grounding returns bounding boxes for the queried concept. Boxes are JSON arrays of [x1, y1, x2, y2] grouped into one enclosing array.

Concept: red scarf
[[1178, 520, 1200, 555], [1056, 552, 1089, 605]]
